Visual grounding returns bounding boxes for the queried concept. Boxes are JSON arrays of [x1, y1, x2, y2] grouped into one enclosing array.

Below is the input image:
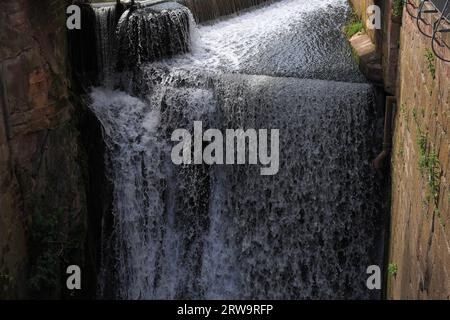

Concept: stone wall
[[388, 4, 450, 299], [349, 0, 378, 43], [0, 0, 88, 298], [349, 0, 399, 94], [349, 0, 450, 299]]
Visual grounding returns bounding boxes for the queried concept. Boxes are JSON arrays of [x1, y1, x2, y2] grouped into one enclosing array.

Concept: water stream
[[90, 0, 385, 299]]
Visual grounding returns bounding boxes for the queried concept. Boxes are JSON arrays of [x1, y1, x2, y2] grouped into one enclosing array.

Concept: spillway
[[89, 0, 385, 299]]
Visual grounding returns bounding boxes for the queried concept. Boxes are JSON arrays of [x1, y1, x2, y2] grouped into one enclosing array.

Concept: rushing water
[[90, 0, 384, 299], [94, 4, 118, 85]]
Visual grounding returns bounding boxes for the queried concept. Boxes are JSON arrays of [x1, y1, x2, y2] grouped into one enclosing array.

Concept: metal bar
[[430, 0, 450, 21]]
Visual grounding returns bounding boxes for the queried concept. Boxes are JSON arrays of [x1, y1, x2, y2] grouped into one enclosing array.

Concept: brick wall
[[388, 5, 450, 299]]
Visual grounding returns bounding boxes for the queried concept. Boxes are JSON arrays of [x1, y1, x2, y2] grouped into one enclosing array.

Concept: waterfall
[[90, 0, 385, 299], [94, 5, 118, 85], [116, 3, 193, 72], [179, 0, 276, 22], [93, 2, 193, 85]]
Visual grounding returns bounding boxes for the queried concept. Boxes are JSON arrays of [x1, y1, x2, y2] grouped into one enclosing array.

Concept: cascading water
[[94, 4, 118, 84], [115, 3, 192, 71], [90, 0, 385, 299], [178, 0, 276, 22], [93, 2, 192, 85]]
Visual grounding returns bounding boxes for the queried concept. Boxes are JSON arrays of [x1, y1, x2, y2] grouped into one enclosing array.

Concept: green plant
[[400, 104, 408, 121], [417, 129, 428, 172], [388, 263, 398, 277], [398, 145, 405, 160], [344, 20, 363, 38], [416, 128, 441, 208], [412, 107, 418, 123], [393, 0, 404, 17], [425, 49, 436, 79], [425, 151, 441, 203]]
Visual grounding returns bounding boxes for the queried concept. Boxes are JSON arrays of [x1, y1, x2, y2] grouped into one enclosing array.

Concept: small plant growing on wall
[[344, 20, 363, 38], [416, 126, 443, 226], [393, 0, 404, 17], [343, 10, 363, 38], [425, 49, 436, 80], [388, 263, 398, 278]]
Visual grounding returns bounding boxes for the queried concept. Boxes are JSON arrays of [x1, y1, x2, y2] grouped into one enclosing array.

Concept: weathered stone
[[389, 11, 450, 300], [349, 31, 383, 83], [0, 0, 88, 299]]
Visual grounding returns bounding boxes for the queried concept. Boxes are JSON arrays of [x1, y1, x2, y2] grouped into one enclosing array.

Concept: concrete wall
[[388, 5, 450, 299]]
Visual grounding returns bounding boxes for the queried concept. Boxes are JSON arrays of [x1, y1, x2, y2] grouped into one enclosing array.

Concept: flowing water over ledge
[[89, 0, 385, 299]]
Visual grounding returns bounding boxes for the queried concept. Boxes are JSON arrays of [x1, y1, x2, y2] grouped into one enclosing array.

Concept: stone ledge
[[349, 31, 383, 83]]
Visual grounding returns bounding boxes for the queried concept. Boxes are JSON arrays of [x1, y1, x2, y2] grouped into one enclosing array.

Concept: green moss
[[417, 129, 428, 173], [416, 128, 441, 215], [400, 104, 408, 121], [425, 151, 441, 204], [388, 263, 398, 278], [417, 130, 440, 198], [344, 20, 363, 38], [393, 0, 404, 17], [425, 49, 436, 80], [350, 46, 361, 65], [412, 107, 418, 123], [398, 144, 405, 160]]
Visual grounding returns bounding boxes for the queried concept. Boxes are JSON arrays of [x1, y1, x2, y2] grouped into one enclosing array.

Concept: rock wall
[[0, 0, 89, 298], [388, 5, 450, 299]]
